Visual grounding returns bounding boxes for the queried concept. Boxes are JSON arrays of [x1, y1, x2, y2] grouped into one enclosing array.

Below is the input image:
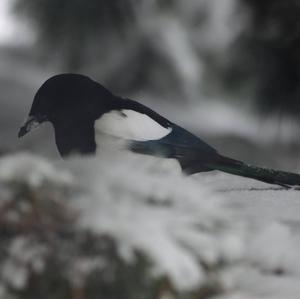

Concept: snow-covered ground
[[0, 152, 300, 299], [202, 173, 300, 299]]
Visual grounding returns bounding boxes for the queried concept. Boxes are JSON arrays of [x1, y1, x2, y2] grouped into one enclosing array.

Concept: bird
[[18, 73, 300, 189]]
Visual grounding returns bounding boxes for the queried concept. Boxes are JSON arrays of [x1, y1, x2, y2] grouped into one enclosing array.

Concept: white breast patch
[[95, 109, 172, 142]]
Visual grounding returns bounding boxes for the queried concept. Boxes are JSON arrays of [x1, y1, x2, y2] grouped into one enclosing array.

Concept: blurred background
[[1, 0, 300, 170]]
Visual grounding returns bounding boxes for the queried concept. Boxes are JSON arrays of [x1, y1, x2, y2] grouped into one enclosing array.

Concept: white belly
[[95, 132, 130, 153], [94, 109, 172, 142]]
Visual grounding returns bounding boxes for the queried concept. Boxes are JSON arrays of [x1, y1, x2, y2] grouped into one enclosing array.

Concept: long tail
[[207, 155, 300, 189]]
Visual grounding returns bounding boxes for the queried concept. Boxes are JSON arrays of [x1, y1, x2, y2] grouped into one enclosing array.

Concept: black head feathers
[[29, 73, 114, 123], [18, 73, 117, 139]]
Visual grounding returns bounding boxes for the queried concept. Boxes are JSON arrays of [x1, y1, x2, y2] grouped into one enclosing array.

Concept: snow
[[247, 223, 299, 273], [66, 152, 242, 290], [0, 152, 300, 297], [0, 153, 72, 188], [0, 0, 34, 46], [2, 237, 46, 290], [0, 1, 20, 44], [202, 172, 300, 299]]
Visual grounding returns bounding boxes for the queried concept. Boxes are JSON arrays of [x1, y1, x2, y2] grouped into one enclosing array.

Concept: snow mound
[[0, 153, 72, 187], [1, 152, 300, 298], [65, 152, 244, 290]]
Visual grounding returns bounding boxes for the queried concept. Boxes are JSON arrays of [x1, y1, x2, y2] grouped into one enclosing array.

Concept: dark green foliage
[[14, 0, 134, 38], [237, 0, 300, 116], [14, 0, 135, 70], [14, 0, 300, 116], [12, 0, 192, 96]]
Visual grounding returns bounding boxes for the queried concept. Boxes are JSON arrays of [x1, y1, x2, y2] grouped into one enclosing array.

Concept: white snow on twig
[[1, 152, 300, 297]]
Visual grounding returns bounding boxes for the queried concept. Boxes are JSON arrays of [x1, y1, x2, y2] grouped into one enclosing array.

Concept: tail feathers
[[208, 155, 300, 188]]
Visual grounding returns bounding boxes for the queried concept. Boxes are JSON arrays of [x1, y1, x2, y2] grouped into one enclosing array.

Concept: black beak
[[18, 116, 43, 138]]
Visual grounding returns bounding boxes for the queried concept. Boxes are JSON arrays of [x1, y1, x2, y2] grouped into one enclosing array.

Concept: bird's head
[[18, 73, 114, 138]]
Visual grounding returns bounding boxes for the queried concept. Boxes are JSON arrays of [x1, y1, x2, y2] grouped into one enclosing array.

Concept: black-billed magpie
[[18, 73, 300, 188]]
